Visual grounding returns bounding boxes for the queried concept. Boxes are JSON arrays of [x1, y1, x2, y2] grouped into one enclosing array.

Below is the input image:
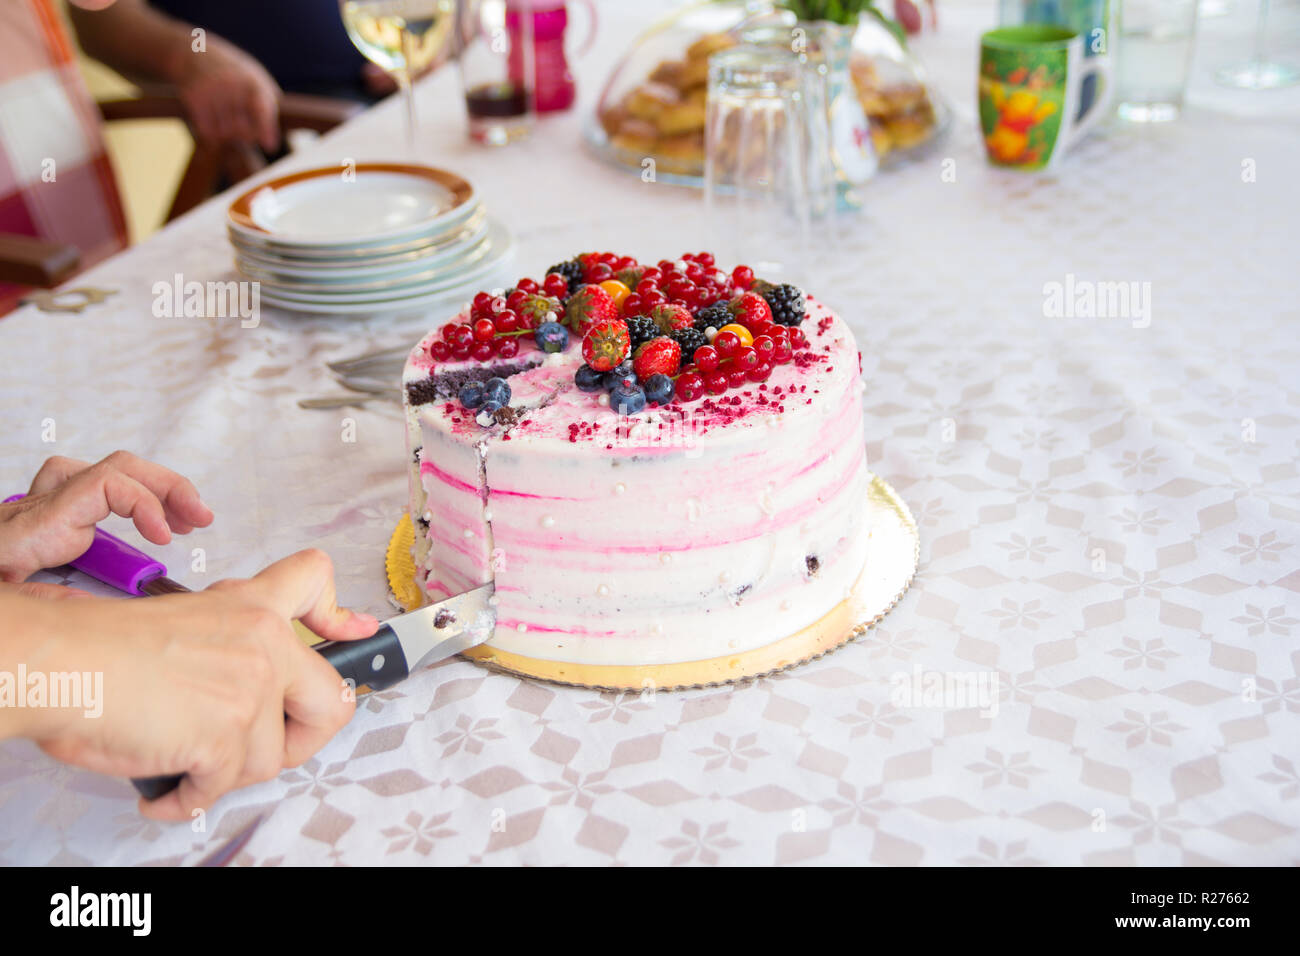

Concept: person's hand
[[175, 41, 281, 152], [0, 452, 213, 585], [29, 549, 379, 820]]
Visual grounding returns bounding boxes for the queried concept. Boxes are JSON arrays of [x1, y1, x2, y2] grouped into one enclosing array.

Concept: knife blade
[[312, 582, 496, 693], [2, 498, 498, 800]]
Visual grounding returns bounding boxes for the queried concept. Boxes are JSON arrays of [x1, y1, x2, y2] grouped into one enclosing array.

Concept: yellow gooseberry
[[598, 279, 631, 312], [718, 323, 754, 347]]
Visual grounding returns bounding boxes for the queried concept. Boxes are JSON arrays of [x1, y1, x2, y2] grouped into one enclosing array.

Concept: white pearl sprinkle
[[596, 583, 610, 596], [704, 327, 718, 341], [597, 393, 610, 407], [541, 515, 555, 528], [463, 529, 474, 539], [543, 310, 557, 322], [614, 482, 626, 495], [659, 552, 672, 565], [422, 511, 432, 522], [483, 510, 493, 521], [517, 623, 528, 633]]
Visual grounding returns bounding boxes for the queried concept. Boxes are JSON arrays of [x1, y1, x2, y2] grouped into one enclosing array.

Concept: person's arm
[[68, 0, 281, 150], [0, 452, 379, 817], [0, 550, 377, 820]]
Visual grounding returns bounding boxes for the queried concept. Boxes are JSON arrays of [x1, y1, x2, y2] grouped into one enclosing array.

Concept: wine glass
[[1216, 0, 1299, 89], [339, 0, 458, 152]]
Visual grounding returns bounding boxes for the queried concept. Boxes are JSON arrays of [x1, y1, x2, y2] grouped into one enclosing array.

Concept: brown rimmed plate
[[227, 162, 475, 248]]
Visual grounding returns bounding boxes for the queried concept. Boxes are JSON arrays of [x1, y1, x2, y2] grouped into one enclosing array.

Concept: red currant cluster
[[578, 251, 642, 284], [427, 285, 554, 363], [674, 321, 809, 402], [579, 251, 755, 318], [627, 255, 752, 317]]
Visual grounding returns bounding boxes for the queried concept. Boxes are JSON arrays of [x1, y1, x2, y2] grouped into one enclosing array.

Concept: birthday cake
[[402, 252, 869, 671]]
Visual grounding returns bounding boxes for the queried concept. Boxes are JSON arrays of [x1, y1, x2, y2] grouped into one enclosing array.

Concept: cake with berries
[[402, 252, 871, 679]]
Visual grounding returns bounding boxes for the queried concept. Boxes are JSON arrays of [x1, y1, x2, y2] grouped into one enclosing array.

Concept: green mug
[[978, 25, 1109, 171]]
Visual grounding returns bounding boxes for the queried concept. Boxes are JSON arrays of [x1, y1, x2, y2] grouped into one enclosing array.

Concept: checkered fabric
[[0, 0, 127, 315]]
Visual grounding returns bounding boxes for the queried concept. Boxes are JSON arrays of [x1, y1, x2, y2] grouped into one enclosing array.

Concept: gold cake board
[[386, 474, 919, 691]]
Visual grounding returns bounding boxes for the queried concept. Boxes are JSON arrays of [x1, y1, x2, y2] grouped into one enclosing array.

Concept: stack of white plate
[[227, 163, 512, 314]]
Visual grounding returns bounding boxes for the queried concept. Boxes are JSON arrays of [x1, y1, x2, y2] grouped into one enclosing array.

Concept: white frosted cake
[[402, 252, 868, 672]]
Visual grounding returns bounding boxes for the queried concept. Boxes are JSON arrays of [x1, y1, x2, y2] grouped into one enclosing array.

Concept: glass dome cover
[[586, 0, 950, 184]]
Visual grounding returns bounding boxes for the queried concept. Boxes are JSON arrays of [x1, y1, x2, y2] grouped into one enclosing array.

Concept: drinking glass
[[456, 0, 535, 145], [340, 0, 458, 152], [1115, 0, 1199, 122], [703, 45, 835, 286], [1216, 0, 1299, 89]]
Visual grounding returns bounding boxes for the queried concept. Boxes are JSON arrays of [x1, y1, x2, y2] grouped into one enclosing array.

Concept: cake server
[[3, 497, 496, 799]]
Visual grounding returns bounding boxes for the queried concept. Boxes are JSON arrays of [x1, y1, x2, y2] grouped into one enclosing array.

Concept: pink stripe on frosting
[[495, 619, 619, 638], [489, 487, 578, 501], [420, 459, 480, 496]]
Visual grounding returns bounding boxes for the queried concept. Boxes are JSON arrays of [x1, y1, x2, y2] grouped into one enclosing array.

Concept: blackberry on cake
[[670, 326, 708, 358], [625, 315, 659, 352], [545, 257, 584, 297], [761, 283, 806, 326], [693, 303, 730, 334]]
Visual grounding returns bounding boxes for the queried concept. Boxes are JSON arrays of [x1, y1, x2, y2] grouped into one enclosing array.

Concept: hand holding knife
[[4, 495, 497, 800]]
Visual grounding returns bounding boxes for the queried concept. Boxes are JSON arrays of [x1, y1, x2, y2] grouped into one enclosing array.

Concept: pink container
[[507, 0, 597, 113]]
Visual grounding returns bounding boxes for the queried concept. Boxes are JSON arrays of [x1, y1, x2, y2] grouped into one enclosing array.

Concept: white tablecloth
[[1, 1, 1297, 865]]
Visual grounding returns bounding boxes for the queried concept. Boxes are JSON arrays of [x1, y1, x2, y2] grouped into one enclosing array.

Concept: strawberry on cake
[[402, 252, 871, 679]]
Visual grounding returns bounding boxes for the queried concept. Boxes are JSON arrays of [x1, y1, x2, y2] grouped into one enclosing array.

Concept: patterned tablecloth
[[1, 1, 1298, 865]]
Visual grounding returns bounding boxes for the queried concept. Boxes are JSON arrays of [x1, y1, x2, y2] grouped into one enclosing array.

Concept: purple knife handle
[[3, 493, 166, 595]]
